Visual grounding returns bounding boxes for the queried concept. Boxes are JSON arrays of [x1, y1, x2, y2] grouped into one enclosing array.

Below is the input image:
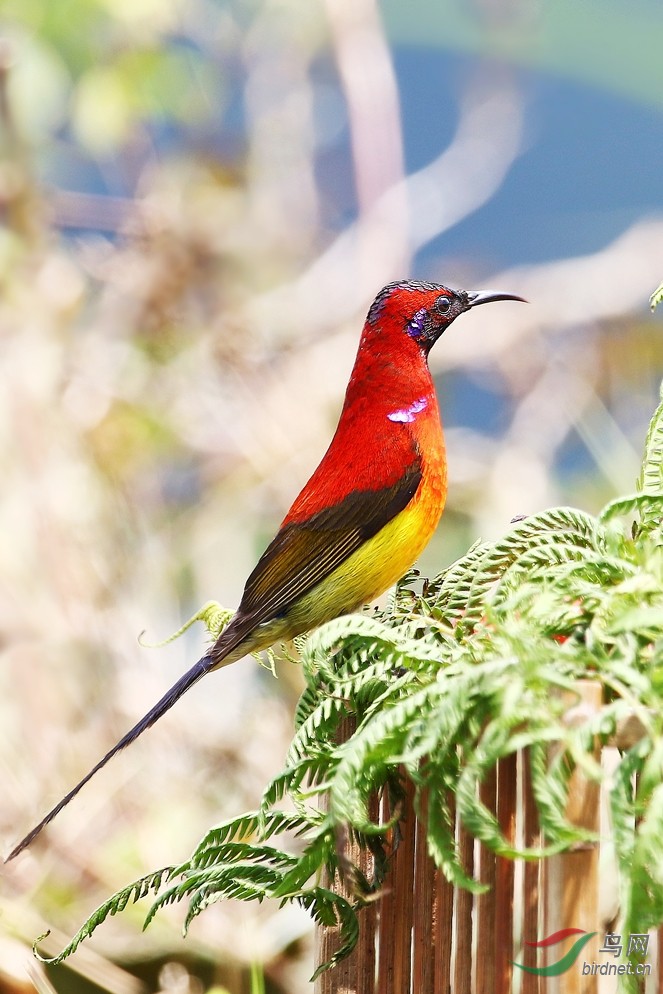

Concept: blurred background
[[0, 0, 661, 991]]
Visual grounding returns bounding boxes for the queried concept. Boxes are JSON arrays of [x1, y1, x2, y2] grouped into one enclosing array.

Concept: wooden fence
[[314, 683, 658, 994]]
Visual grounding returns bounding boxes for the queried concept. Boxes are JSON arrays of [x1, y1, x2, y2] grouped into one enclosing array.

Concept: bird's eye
[[435, 295, 452, 314]]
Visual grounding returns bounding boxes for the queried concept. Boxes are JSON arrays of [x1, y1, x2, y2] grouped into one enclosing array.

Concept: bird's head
[[365, 280, 525, 355]]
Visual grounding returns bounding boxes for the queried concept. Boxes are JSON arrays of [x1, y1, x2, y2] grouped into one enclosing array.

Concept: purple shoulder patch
[[387, 396, 428, 423]]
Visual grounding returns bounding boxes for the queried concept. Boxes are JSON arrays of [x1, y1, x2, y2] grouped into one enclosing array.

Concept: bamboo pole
[[376, 777, 416, 994], [453, 812, 474, 994], [315, 853, 377, 994], [495, 753, 517, 994], [544, 681, 602, 994], [521, 748, 542, 994], [477, 766, 497, 994], [432, 792, 455, 994], [412, 787, 436, 994], [315, 716, 377, 994]]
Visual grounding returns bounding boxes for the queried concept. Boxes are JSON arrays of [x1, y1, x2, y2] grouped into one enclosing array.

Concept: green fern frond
[[34, 867, 173, 964], [425, 539, 493, 621], [259, 755, 332, 819], [303, 889, 360, 980], [139, 601, 234, 649], [637, 381, 663, 505], [272, 828, 335, 898], [424, 773, 483, 892], [453, 508, 599, 635], [287, 698, 347, 765]]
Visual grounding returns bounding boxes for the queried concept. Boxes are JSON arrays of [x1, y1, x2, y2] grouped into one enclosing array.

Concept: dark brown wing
[[236, 460, 422, 628]]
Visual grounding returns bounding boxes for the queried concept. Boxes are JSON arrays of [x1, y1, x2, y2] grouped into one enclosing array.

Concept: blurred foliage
[[0, 0, 661, 991]]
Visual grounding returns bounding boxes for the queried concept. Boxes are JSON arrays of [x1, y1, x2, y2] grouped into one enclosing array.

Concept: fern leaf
[[637, 380, 663, 498], [650, 281, 663, 312], [303, 889, 360, 980], [34, 867, 172, 964], [600, 492, 663, 525]]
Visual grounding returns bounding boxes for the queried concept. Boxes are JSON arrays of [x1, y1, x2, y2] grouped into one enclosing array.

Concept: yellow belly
[[286, 494, 443, 634], [220, 454, 447, 667]]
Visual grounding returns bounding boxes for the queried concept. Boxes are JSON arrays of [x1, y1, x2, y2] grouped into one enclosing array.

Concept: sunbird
[[8, 280, 524, 861]]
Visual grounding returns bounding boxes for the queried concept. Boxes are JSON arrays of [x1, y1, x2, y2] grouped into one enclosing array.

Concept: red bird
[[8, 280, 524, 860]]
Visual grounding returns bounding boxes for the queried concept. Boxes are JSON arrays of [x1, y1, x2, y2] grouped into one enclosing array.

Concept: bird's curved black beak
[[467, 290, 527, 307]]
